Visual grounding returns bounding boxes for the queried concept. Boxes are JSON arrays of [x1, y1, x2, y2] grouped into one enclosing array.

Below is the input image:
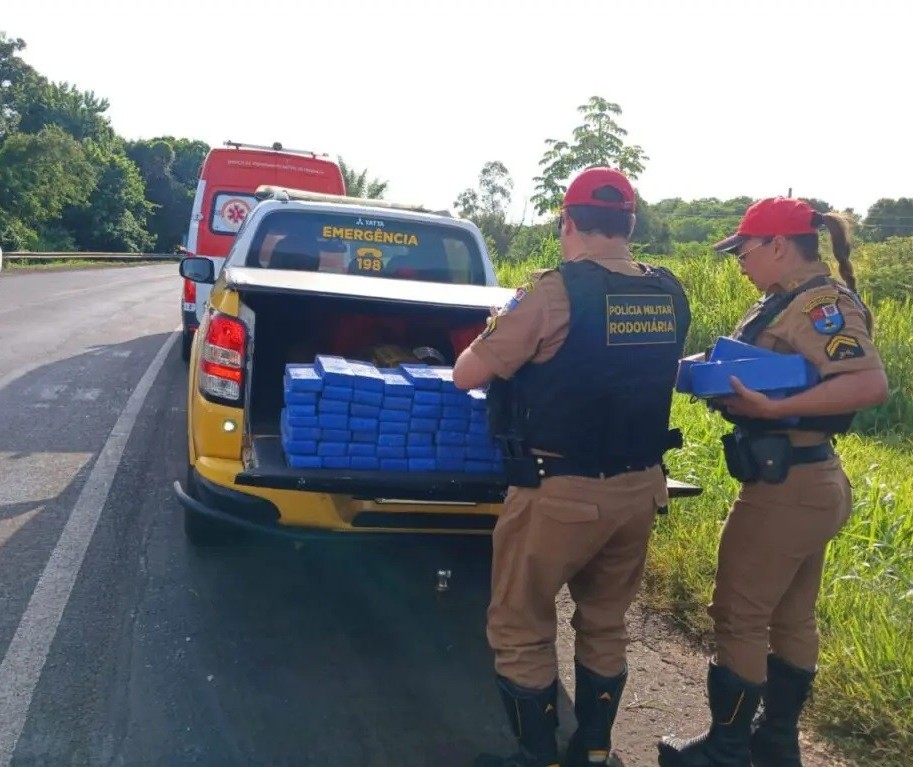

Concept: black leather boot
[[565, 661, 627, 766], [474, 676, 560, 767], [656, 662, 763, 767], [750, 654, 816, 767]]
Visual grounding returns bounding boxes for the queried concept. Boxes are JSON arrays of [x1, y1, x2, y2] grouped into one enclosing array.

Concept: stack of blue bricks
[[280, 355, 504, 473]]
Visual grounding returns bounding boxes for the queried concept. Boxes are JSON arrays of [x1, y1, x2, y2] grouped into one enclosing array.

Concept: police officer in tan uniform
[[658, 198, 888, 767], [453, 167, 692, 767]]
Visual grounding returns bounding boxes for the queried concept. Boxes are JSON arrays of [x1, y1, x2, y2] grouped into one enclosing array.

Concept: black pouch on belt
[[746, 434, 793, 484], [721, 430, 759, 482]]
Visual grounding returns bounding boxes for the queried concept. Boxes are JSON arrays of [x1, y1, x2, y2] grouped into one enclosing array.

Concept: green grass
[[1, 259, 167, 271], [495, 240, 913, 766]]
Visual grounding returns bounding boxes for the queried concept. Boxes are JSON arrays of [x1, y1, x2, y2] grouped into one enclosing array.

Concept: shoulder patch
[[802, 293, 844, 335], [498, 286, 528, 316], [825, 334, 864, 361]]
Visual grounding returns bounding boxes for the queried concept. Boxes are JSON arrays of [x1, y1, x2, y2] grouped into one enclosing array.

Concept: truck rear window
[[243, 209, 488, 286]]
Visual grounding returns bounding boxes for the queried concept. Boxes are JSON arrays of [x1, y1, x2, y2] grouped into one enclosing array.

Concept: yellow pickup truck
[[172, 187, 700, 546]]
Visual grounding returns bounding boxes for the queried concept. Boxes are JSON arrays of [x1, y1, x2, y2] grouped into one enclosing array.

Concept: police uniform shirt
[[733, 261, 886, 444], [470, 249, 645, 377]]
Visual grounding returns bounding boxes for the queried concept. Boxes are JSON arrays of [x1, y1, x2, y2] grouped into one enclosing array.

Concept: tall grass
[[495, 240, 913, 766]]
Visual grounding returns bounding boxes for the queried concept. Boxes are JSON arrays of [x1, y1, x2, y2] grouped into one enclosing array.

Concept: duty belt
[[529, 455, 658, 480]]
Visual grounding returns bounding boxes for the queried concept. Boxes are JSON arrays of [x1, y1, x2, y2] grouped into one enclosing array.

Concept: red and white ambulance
[[180, 141, 346, 359]]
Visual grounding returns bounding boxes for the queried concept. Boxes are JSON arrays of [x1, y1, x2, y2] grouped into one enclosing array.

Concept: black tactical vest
[[724, 274, 867, 435], [501, 259, 691, 470]]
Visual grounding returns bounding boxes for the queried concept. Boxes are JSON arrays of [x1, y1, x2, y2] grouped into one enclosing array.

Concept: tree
[[0, 125, 96, 249], [531, 97, 648, 216], [338, 158, 388, 199], [860, 198, 913, 242], [453, 161, 518, 258]]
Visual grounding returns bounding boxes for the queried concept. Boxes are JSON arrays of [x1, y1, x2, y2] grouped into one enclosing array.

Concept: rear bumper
[[181, 309, 198, 333], [173, 469, 499, 542]]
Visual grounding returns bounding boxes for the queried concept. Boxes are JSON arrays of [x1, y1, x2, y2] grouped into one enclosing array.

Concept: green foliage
[[531, 96, 648, 216], [861, 198, 913, 242], [454, 161, 519, 258], [337, 157, 388, 199]]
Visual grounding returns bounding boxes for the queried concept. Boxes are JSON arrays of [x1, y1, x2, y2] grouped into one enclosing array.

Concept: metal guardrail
[[2, 252, 181, 263]]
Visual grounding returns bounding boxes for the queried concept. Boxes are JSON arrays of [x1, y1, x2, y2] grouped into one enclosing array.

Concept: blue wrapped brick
[[380, 409, 410, 423], [285, 365, 324, 392], [468, 389, 487, 410], [317, 442, 348, 457], [408, 458, 437, 472], [442, 392, 470, 407], [352, 430, 379, 443], [378, 445, 406, 459], [318, 413, 349, 430], [379, 420, 408, 434], [407, 445, 434, 459], [350, 417, 379, 432], [314, 355, 356, 387], [352, 389, 384, 407], [283, 407, 319, 428], [411, 404, 442, 420], [351, 404, 381, 418], [323, 456, 351, 469], [381, 458, 409, 471], [348, 361, 386, 392], [440, 418, 468, 432], [285, 391, 318, 407], [288, 454, 322, 469], [439, 432, 466, 446], [400, 364, 443, 390], [348, 443, 376, 457], [410, 417, 437, 433], [283, 438, 317, 455], [378, 368, 415, 398], [351, 456, 380, 470], [318, 398, 349, 414], [378, 433, 406, 447], [442, 406, 470, 420], [413, 390, 443, 406], [382, 396, 411, 411], [407, 432, 433, 446], [437, 457, 465, 471], [321, 429, 350, 442], [322, 385, 354, 402]]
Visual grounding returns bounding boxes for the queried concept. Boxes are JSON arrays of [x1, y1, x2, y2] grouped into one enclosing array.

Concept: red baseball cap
[[562, 167, 636, 212], [714, 197, 821, 253]]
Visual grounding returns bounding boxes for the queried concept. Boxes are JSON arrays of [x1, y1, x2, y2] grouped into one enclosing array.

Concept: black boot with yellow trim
[[656, 662, 763, 767], [565, 661, 627, 766], [474, 676, 560, 767]]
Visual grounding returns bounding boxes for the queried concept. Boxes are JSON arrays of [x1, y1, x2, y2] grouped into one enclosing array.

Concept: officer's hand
[[722, 376, 782, 419]]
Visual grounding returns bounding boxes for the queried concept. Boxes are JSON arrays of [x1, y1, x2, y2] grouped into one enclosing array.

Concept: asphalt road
[[0, 265, 526, 766]]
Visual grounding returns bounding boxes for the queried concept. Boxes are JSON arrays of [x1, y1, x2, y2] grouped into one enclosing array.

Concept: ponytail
[[815, 211, 856, 292]]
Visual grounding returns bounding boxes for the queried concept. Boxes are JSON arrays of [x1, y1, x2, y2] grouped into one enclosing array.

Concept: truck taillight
[[183, 278, 196, 304], [199, 314, 246, 403]]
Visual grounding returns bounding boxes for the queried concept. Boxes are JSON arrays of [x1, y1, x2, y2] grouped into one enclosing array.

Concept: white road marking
[[0, 329, 178, 766]]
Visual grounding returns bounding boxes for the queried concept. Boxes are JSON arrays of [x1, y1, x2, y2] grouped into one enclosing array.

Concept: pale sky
[[4, 0, 910, 222]]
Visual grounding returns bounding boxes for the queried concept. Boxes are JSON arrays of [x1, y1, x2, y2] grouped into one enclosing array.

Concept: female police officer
[[454, 167, 691, 767], [658, 197, 888, 767]]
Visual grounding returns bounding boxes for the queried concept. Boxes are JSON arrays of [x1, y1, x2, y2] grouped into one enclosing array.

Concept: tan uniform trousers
[[487, 465, 668, 690], [709, 456, 853, 683]]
